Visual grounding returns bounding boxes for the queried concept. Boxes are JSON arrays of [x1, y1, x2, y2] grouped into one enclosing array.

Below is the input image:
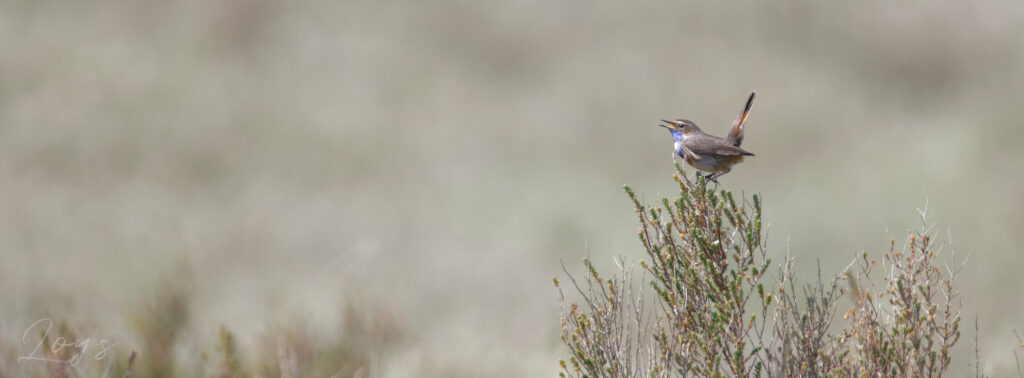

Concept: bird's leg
[[707, 168, 731, 184], [706, 174, 720, 191]]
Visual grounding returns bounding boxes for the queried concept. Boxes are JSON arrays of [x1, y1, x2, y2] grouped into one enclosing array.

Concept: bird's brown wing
[[684, 135, 755, 156]]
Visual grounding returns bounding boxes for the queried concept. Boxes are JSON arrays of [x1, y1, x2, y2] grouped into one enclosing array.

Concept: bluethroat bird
[[660, 92, 756, 183]]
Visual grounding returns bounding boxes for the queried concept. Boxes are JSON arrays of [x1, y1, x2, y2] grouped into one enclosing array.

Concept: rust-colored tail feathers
[[727, 91, 756, 147]]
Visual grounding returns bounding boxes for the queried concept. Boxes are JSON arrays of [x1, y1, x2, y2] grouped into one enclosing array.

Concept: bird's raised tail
[[727, 91, 756, 147]]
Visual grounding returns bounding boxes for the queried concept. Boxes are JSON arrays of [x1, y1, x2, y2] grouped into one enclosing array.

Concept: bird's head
[[660, 119, 700, 137]]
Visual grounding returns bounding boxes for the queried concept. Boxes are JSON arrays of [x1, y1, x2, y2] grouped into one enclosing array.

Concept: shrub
[[556, 164, 965, 377]]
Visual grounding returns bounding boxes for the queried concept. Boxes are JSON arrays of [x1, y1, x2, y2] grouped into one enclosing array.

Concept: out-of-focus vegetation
[[0, 0, 1022, 376]]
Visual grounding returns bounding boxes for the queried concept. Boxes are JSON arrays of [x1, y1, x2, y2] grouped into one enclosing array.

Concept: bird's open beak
[[660, 119, 678, 129]]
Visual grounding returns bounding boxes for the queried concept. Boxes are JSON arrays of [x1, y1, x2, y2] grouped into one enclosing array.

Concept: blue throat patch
[[669, 129, 685, 156]]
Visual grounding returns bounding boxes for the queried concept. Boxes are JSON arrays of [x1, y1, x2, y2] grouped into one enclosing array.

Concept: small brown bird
[[660, 92, 756, 182]]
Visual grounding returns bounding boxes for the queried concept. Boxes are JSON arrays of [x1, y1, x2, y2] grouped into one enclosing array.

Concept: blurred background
[[1, 0, 1023, 376]]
